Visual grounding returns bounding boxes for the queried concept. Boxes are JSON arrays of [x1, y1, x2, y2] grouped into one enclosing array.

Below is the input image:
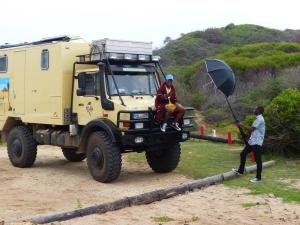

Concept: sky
[[1, 0, 300, 48]]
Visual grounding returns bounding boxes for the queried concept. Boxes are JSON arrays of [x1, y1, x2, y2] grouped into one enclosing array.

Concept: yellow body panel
[[0, 41, 91, 129], [0, 40, 157, 130]]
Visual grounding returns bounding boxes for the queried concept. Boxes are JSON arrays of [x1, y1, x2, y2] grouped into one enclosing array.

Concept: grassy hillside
[[170, 42, 300, 82], [157, 24, 300, 67]]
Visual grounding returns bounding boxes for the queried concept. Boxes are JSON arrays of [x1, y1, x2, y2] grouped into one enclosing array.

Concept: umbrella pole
[[225, 97, 248, 146], [225, 97, 238, 122]]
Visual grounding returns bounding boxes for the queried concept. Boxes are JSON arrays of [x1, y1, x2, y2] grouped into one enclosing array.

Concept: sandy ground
[[1, 145, 300, 225], [0, 145, 189, 223], [49, 185, 300, 225]]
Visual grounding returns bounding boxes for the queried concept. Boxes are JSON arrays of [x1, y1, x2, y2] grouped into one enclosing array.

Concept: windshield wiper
[[105, 59, 126, 106]]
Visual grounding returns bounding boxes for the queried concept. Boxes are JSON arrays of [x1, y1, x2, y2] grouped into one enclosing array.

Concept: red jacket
[[155, 82, 177, 109]]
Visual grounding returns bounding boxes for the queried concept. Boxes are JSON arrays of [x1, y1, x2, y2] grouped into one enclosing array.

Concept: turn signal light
[[123, 122, 131, 128]]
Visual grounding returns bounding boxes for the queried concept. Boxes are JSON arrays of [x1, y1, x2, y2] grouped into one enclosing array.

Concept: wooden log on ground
[[190, 133, 243, 144], [22, 160, 275, 224]]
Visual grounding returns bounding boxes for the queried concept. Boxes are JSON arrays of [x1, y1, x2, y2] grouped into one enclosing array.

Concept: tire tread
[[7, 126, 37, 168], [146, 143, 181, 173], [87, 131, 121, 183]]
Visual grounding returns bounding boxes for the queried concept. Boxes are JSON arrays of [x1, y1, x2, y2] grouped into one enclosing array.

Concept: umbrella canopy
[[204, 59, 236, 97]]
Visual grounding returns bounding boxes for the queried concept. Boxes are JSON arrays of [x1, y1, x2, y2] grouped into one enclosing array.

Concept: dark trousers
[[238, 144, 262, 179]]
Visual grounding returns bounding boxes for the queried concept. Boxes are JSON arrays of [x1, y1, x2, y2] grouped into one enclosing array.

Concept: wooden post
[[228, 131, 232, 145], [199, 125, 205, 135], [212, 129, 217, 137]]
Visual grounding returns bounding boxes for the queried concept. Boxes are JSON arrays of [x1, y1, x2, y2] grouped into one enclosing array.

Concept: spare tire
[[62, 148, 86, 162]]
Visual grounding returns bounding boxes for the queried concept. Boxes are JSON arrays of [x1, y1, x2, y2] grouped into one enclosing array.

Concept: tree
[[163, 36, 172, 45]]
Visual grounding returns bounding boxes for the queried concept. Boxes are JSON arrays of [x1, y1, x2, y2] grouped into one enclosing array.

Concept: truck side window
[[41, 49, 49, 70], [78, 72, 100, 96], [0, 55, 8, 73]]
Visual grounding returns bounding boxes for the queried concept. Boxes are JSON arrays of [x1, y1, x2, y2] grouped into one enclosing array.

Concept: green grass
[[241, 202, 267, 208], [226, 158, 300, 203], [129, 140, 246, 178], [151, 216, 175, 222], [128, 140, 300, 203]]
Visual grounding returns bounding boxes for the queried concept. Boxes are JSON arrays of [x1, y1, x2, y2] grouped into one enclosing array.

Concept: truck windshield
[[107, 73, 158, 96]]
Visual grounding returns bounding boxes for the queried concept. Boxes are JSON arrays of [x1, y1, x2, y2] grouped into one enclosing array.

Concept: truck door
[[74, 72, 103, 124], [12, 51, 26, 114]]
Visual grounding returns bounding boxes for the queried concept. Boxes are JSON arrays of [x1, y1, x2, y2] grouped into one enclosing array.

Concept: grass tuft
[[151, 215, 175, 222]]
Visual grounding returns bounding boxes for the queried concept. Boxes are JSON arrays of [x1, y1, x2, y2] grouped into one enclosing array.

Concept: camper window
[[41, 49, 49, 70], [0, 55, 8, 73]]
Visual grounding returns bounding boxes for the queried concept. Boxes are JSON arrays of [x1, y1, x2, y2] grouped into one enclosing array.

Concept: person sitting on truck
[[155, 74, 186, 132]]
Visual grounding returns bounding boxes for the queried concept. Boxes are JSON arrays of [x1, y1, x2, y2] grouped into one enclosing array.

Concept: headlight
[[182, 133, 188, 140], [132, 113, 149, 120], [134, 136, 144, 143], [108, 53, 123, 60], [152, 55, 161, 61], [124, 54, 138, 61], [134, 123, 144, 129], [183, 119, 191, 125], [138, 55, 150, 61]]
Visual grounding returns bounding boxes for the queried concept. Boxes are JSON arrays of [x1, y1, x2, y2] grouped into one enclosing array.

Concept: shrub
[[244, 115, 256, 126], [264, 88, 300, 153], [204, 108, 230, 123]]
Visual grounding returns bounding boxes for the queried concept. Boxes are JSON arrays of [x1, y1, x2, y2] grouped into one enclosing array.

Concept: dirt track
[[0, 145, 189, 223], [1, 145, 300, 225]]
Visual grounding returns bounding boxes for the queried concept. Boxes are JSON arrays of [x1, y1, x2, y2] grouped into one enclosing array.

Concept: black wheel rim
[[12, 139, 22, 158], [92, 147, 104, 170]]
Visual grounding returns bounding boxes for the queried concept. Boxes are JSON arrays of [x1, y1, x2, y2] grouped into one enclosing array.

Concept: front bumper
[[117, 107, 194, 150], [120, 128, 190, 149]]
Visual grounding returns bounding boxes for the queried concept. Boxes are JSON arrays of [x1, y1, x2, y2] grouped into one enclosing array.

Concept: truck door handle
[[78, 103, 84, 106]]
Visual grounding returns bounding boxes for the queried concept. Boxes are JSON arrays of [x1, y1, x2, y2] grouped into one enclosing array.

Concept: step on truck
[[0, 36, 193, 182]]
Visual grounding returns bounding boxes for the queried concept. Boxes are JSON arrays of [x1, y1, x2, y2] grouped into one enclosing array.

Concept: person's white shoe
[[250, 178, 262, 183], [160, 123, 167, 132], [171, 122, 181, 131]]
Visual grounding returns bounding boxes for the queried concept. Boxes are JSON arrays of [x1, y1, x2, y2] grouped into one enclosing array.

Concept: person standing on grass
[[232, 106, 265, 183]]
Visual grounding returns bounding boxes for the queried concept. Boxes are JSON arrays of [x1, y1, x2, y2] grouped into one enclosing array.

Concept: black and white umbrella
[[205, 59, 236, 97], [204, 59, 248, 145]]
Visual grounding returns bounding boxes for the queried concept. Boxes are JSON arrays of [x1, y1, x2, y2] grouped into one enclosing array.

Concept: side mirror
[[76, 88, 85, 96]]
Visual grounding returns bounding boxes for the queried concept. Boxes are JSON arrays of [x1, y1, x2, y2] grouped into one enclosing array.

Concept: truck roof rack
[[76, 39, 160, 64], [0, 35, 73, 50]]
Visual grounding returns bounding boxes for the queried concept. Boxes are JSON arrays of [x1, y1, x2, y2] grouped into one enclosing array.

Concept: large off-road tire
[[7, 126, 37, 168], [146, 142, 181, 173], [86, 131, 122, 183], [62, 148, 86, 162]]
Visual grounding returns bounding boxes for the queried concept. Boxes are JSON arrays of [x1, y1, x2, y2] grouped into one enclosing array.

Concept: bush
[[264, 88, 300, 153], [204, 108, 230, 123]]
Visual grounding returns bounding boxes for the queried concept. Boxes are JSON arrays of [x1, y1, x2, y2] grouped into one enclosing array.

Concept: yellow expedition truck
[[0, 36, 193, 182]]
